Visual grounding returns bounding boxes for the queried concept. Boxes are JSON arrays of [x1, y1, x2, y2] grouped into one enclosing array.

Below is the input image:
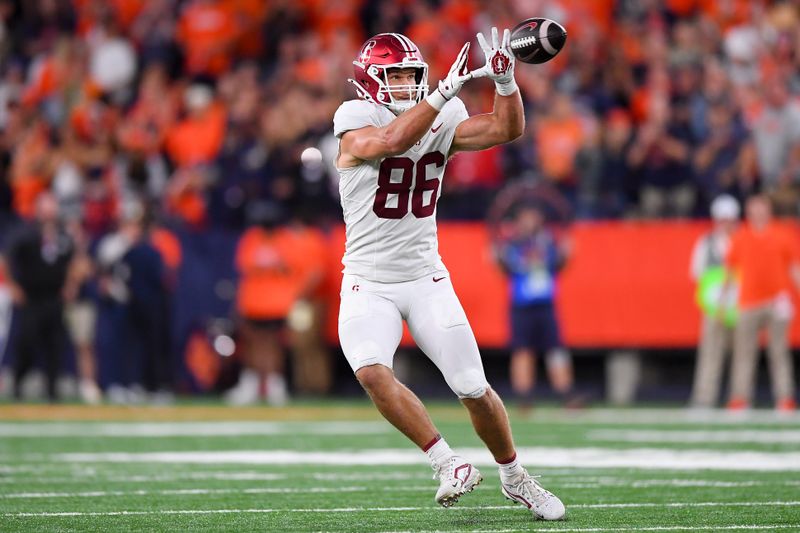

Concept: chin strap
[[347, 78, 410, 115], [347, 79, 377, 105]]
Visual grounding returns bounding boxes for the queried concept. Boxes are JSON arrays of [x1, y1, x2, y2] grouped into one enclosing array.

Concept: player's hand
[[471, 27, 517, 95], [437, 42, 473, 100]]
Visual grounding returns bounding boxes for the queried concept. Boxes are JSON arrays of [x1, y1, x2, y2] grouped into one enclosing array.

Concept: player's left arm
[[451, 27, 524, 154]]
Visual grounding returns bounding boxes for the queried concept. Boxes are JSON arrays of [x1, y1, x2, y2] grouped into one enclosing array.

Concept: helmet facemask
[[347, 60, 428, 115], [373, 64, 429, 114]]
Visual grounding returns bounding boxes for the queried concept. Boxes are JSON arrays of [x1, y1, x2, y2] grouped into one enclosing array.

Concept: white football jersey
[[333, 98, 469, 282]]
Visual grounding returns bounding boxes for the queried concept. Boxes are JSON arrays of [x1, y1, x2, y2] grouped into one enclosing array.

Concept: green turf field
[[1, 403, 799, 532]]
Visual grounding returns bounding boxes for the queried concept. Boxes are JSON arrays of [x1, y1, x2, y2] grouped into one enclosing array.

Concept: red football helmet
[[349, 33, 429, 114]]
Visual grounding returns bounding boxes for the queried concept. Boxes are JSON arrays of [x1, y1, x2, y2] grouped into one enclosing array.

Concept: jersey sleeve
[[441, 97, 469, 153], [444, 97, 469, 129], [333, 100, 381, 138]]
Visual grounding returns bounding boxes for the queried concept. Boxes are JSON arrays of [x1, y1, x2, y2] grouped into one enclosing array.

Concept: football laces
[[510, 36, 537, 49]]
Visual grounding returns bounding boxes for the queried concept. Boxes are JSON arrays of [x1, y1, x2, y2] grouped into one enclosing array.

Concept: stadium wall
[[322, 221, 800, 349]]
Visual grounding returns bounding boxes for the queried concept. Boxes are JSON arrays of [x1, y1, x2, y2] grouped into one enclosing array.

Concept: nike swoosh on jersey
[[431, 123, 443, 133], [433, 276, 447, 282]]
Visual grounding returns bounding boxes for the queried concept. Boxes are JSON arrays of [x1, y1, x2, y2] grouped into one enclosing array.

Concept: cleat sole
[[437, 474, 483, 508]]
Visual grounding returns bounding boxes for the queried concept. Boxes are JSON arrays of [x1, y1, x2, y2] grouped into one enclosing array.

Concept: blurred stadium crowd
[[0, 0, 799, 402], [0, 0, 799, 229]]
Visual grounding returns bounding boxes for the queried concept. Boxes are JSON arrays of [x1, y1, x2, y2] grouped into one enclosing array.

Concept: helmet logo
[[491, 52, 510, 75], [359, 40, 377, 63]]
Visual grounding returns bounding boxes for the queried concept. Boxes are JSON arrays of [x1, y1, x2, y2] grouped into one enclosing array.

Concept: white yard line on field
[[518, 408, 800, 425], [0, 486, 437, 499], [52, 447, 800, 471], [560, 479, 772, 489], [384, 526, 800, 533], [3, 501, 800, 518], [587, 429, 800, 444], [0, 421, 391, 437]]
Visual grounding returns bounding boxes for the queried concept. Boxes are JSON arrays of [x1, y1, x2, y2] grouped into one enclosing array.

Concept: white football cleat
[[501, 470, 565, 520], [432, 456, 482, 507]]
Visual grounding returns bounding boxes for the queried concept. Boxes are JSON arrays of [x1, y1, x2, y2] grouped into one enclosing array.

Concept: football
[[509, 17, 567, 64]]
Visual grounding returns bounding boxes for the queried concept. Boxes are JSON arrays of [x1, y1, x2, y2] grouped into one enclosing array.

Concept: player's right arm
[[338, 103, 441, 167], [337, 43, 474, 168]]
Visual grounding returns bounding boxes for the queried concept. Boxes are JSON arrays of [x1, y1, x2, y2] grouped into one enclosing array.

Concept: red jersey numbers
[[372, 152, 445, 219]]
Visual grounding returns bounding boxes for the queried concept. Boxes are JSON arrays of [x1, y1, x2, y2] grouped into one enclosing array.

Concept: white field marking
[[5, 478, 792, 499], [311, 472, 430, 481], [0, 471, 431, 484], [560, 479, 770, 489], [517, 407, 800, 425], [0, 421, 391, 437], [54, 447, 800, 471], [384, 526, 800, 533], [4, 501, 800, 518], [0, 486, 438, 499], [588, 429, 800, 444]]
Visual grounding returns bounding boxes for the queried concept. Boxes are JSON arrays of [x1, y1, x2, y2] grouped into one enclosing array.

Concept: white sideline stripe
[[0, 421, 391, 437], [562, 480, 770, 489], [0, 486, 436, 499], [4, 501, 800, 518], [519, 408, 800, 425], [588, 429, 800, 444], [386, 526, 800, 533], [0, 472, 433, 483], [6, 478, 797, 498], [54, 447, 800, 471]]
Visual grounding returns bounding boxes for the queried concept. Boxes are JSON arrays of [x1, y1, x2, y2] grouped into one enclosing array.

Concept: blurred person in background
[[532, 92, 589, 207], [688, 194, 740, 409], [63, 219, 101, 404], [628, 92, 695, 218], [4, 191, 73, 401], [229, 201, 322, 405], [164, 82, 226, 228], [496, 204, 576, 409], [285, 221, 331, 396], [747, 79, 800, 216], [119, 202, 172, 402], [97, 200, 171, 403], [722, 194, 800, 412], [692, 99, 750, 208]]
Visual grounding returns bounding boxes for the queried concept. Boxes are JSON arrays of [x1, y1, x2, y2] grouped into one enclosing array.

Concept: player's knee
[[355, 363, 393, 394], [449, 367, 489, 399]]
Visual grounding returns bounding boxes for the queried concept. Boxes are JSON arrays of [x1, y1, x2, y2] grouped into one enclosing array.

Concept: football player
[[333, 28, 565, 520]]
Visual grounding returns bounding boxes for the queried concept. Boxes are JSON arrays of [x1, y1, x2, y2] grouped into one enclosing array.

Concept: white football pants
[[338, 270, 489, 399]]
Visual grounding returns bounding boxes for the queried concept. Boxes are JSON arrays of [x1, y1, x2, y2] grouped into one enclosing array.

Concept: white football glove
[[426, 42, 473, 110], [471, 27, 517, 96]]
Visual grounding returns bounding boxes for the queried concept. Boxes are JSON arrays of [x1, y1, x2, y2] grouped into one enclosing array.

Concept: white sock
[[498, 454, 524, 482], [424, 435, 454, 468]]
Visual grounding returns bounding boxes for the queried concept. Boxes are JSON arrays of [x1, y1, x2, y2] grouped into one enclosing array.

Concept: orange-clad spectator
[[176, 0, 240, 77], [230, 0, 269, 58], [723, 195, 800, 412], [118, 65, 178, 155], [150, 226, 182, 273], [227, 202, 325, 405], [557, 0, 615, 41], [285, 222, 332, 395], [165, 85, 226, 168], [10, 122, 52, 219], [307, 0, 362, 49], [164, 84, 226, 226], [699, 0, 762, 34], [21, 38, 74, 108], [534, 93, 587, 184], [73, 0, 146, 35]]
